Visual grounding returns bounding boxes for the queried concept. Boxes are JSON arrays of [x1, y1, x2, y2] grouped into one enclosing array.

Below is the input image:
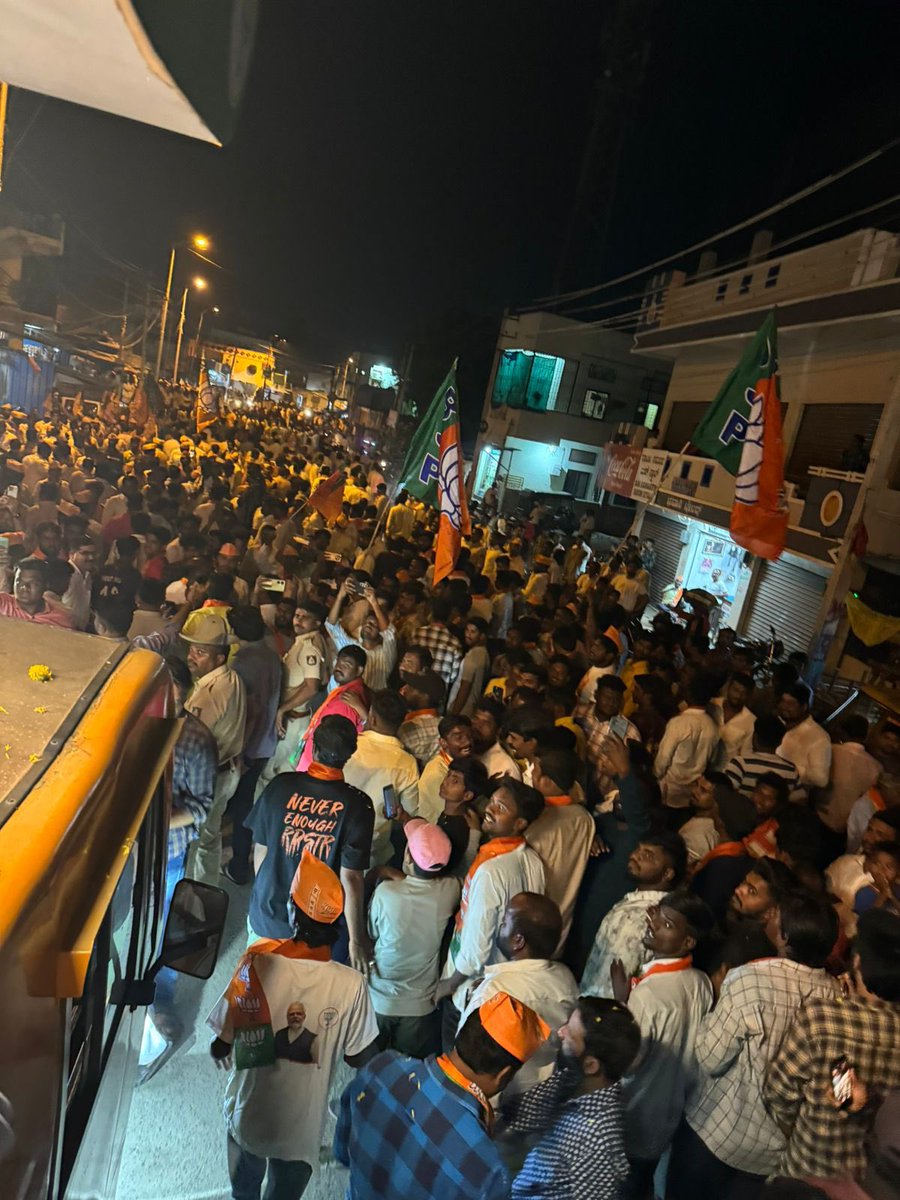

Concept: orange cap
[[289, 849, 343, 924], [604, 624, 623, 652], [479, 992, 550, 1063]]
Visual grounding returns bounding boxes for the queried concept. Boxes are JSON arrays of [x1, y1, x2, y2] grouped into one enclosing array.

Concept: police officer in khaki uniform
[[254, 598, 328, 799], [182, 610, 247, 885]]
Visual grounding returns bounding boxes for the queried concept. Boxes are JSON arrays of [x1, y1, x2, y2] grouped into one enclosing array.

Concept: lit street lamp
[[172, 276, 207, 385], [154, 232, 211, 380]]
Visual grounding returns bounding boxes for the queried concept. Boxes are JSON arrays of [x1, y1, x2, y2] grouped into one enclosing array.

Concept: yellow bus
[[0, 618, 226, 1200]]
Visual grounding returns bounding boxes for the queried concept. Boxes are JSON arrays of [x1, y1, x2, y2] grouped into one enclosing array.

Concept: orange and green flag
[[692, 311, 787, 560], [398, 361, 470, 584]]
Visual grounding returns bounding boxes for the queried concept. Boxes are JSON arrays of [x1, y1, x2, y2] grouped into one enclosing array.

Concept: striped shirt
[[724, 749, 800, 797], [326, 622, 397, 692], [765, 994, 900, 1180], [502, 1071, 630, 1200], [168, 712, 217, 863], [687, 957, 840, 1175]]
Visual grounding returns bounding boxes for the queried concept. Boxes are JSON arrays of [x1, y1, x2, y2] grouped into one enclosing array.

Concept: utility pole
[[550, 0, 656, 300], [172, 287, 188, 384], [155, 246, 175, 379], [0, 84, 8, 193], [120, 278, 129, 359], [139, 282, 151, 378]]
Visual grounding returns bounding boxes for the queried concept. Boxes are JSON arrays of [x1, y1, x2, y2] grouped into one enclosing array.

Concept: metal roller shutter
[[641, 511, 686, 605], [740, 558, 828, 655]]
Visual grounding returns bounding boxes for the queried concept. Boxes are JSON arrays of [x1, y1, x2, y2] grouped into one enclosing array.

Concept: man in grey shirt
[[367, 819, 460, 1057]]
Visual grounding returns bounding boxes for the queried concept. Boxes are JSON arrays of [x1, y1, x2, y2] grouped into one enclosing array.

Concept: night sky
[[5, 0, 900, 381]]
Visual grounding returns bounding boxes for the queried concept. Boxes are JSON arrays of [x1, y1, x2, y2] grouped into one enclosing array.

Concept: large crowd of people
[[1, 391, 899, 1200]]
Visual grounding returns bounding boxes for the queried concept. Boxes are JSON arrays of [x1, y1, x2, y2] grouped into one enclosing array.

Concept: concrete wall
[[659, 319, 900, 472], [659, 229, 900, 328]]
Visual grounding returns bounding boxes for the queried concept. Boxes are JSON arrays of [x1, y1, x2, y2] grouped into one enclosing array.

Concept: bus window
[[60, 784, 168, 1199]]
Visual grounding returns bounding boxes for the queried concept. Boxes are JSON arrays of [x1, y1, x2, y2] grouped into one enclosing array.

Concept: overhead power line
[[544, 192, 900, 322], [524, 134, 900, 311]]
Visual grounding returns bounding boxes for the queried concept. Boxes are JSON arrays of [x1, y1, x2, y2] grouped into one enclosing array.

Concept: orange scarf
[[870, 787, 886, 812], [695, 840, 747, 873], [743, 818, 779, 858], [225, 939, 331, 1069], [403, 707, 438, 723], [306, 762, 344, 782], [453, 837, 524, 941], [631, 956, 692, 992], [544, 794, 573, 807], [437, 1054, 493, 1132]]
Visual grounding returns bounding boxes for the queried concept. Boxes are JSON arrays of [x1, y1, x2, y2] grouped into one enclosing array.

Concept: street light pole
[[172, 286, 188, 385], [154, 234, 211, 381], [155, 246, 176, 380]]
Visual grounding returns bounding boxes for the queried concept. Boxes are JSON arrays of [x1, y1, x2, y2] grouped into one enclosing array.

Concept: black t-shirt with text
[[93, 562, 141, 626], [247, 771, 375, 938]]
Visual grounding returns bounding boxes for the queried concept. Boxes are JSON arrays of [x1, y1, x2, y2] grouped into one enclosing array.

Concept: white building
[[625, 227, 900, 671], [470, 312, 670, 528]]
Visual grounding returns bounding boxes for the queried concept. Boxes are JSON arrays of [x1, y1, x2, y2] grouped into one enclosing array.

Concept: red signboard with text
[[600, 444, 642, 498]]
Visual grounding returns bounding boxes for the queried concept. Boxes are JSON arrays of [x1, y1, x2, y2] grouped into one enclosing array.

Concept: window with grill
[[582, 389, 609, 419]]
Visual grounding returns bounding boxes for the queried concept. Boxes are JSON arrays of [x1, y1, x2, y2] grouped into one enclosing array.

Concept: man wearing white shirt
[[815, 715, 881, 836], [776, 682, 831, 791], [711, 673, 756, 768], [343, 690, 420, 866], [417, 715, 473, 824], [456, 892, 577, 1097], [435, 778, 545, 1037], [654, 677, 720, 808], [471, 696, 522, 782]]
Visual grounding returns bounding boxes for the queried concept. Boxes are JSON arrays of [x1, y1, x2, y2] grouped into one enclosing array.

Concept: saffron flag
[[129, 385, 150, 429], [692, 311, 787, 560], [196, 366, 220, 433], [308, 470, 345, 523], [398, 362, 470, 583]]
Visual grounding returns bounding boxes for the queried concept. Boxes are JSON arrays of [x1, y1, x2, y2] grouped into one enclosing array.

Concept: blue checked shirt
[[500, 1069, 629, 1200], [334, 1051, 510, 1200], [168, 712, 217, 864]]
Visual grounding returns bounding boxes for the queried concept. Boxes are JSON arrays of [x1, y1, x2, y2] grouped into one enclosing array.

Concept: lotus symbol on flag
[[439, 437, 463, 530], [734, 385, 764, 506]]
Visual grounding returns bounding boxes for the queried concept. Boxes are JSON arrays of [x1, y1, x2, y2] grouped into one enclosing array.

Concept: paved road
[[116, 876, 351, 1200]]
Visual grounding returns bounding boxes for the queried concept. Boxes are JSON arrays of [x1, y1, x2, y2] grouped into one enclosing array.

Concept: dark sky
[[6, 0, 900, 366]]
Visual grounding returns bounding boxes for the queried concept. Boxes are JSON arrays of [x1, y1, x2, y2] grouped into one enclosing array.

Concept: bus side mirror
[[158, 879, 229, 980]]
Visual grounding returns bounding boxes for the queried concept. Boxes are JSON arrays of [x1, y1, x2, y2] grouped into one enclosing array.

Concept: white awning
[[0, 0, 258, 145]]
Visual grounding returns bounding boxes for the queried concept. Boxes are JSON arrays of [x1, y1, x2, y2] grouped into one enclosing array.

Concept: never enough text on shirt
[[279, 790, 345, 859]]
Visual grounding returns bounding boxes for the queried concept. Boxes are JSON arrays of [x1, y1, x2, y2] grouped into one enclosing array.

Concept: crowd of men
[[1, 392, 899, 1200]]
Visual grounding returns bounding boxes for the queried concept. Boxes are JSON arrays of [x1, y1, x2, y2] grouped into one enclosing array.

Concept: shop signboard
[[631, 450, 668, 503], [600, 444, 642, 498]]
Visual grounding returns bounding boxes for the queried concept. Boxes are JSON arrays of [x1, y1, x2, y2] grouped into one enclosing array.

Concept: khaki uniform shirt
[[282, 629, 327, 697], [186, 663, 247, 764]]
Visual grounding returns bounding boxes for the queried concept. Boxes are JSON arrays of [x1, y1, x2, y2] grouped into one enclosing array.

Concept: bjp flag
[[693, 312, 787, 560], [398, 362, 470, 584]]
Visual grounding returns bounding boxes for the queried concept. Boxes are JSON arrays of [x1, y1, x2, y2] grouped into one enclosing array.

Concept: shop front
[[643, 494, 831, 655], [641, 507, 754, 630]]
